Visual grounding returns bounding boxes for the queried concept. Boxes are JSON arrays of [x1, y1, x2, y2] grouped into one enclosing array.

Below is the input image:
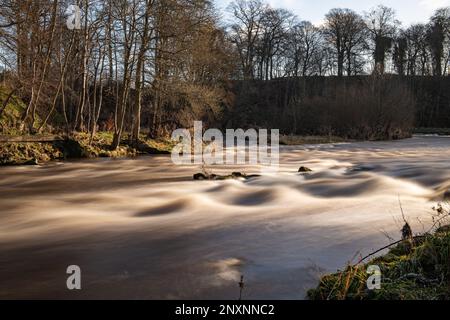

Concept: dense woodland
[[0, 0, 450, 146]]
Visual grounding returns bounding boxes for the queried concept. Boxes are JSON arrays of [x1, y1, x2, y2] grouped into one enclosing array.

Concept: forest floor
[[0, 132, 174, 166], [308, 222, 450, 300]]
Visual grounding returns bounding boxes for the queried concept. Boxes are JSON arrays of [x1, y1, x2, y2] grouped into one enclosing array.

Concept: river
[[1, 135, 449, 299]]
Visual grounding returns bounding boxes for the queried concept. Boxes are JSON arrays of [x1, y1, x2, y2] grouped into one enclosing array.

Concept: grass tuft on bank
[[308, 221, 450, 300]]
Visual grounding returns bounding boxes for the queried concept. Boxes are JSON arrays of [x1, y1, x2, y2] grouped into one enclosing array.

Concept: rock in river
[[298, 166, 312, 173], [193, 172, 260, 181]]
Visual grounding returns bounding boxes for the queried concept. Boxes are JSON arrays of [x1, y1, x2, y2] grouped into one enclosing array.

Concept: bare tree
[[404, 24, 428, 75], [256, 8, 293, 80], [286, 21, 322, 76], [365, 5, 400, 74], [428, 8, 450, 76], [342, 10, 367, 76], [228, 0, 266, 80], [393, 31, 407, 76], [111, 0, 138, 150], [131, 0, 154, 143], [324, 9, 365, 77]]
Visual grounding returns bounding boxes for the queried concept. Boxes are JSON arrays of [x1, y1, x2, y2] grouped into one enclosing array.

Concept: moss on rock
[[0, 142, 63, 165], [0, 86, 27, 134]]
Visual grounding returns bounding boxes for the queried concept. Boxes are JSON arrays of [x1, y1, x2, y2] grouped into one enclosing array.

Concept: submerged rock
[[443, 189, 450, 200], [23, 158, 39, 166], [193, 172, 260, 181], [298, 166, 312, 173], [349, 164, 378, 172], [193, 173, 210, 180]]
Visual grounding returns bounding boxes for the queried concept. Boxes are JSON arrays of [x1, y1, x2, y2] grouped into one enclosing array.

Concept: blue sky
[[215, 0, 450, 25]]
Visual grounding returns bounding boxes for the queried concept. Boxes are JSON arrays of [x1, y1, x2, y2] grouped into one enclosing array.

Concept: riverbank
[[308, 221, 450, 300], [0, 132, 174, 165], [414, 128, 450, 135], [0, 133, 354, 166]]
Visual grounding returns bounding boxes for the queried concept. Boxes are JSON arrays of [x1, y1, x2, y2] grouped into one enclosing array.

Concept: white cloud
[[419, 0, 450, 10], [268, 0, 299, 8]]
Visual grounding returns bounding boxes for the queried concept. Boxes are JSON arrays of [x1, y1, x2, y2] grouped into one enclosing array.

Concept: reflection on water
[[1, 136, 450, 299]]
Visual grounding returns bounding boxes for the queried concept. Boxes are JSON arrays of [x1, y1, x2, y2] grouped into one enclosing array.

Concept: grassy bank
[[0, 132, 174, 166], [0, 132, 354, 166], [308, 222, 450, 300]]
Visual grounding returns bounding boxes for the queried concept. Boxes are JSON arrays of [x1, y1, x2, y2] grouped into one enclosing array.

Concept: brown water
[[1, 135, 450, 299]]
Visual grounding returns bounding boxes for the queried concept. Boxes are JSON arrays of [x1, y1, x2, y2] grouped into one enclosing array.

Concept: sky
[[215, 0, 450, 26]]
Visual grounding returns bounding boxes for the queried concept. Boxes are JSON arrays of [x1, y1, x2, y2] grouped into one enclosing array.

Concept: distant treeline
[[1, 0, 450, 146], [225, 75, 450, 140]]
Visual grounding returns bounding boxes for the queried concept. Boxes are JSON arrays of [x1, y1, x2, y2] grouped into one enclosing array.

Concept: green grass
[[0, 86, 27, 134], [0, 85, 45, 133], [0, 142, 64, 165]]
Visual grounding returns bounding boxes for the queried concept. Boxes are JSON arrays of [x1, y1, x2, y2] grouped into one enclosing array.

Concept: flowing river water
[[1, 135, 450, 299]]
